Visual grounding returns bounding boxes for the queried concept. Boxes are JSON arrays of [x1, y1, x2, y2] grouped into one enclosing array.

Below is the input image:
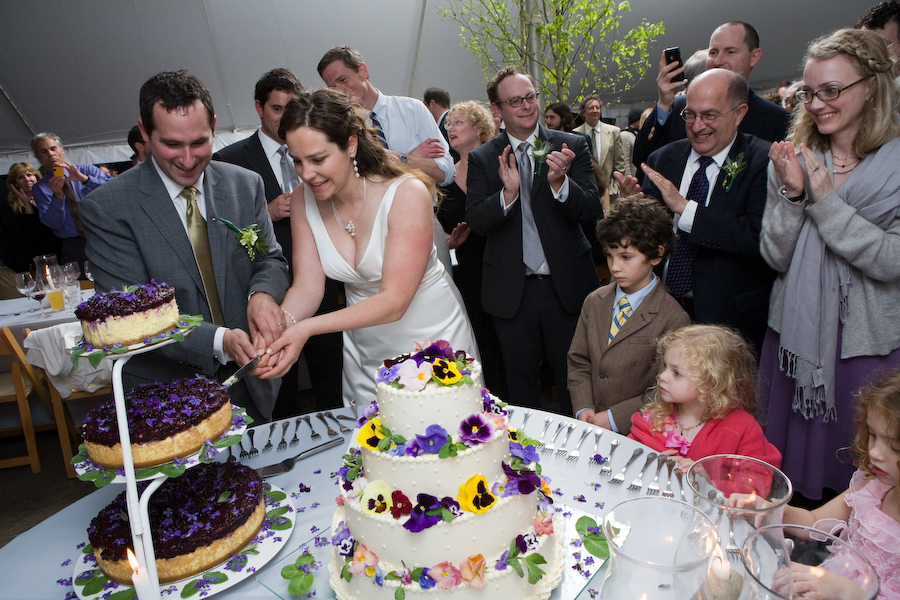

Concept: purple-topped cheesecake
[[88, 462, 264, 583], [75, 280, 179, 348], [81, 375, 232, 469]]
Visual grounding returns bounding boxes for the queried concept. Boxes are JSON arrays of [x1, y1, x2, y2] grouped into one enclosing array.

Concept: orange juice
[[47, 289, 65, 311]]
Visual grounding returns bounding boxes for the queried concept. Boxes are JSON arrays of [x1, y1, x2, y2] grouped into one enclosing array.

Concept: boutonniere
[[530, 138, 553, 176], [219, 218, 269, 261], [720, 153, 748, 192]]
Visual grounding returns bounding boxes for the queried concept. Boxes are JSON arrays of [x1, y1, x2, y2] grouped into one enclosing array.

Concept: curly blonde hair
[[448, 101, 496, 145], [851, 369, 900, 477], [644, 325, 758, 431], [790, 28, 900, 158]]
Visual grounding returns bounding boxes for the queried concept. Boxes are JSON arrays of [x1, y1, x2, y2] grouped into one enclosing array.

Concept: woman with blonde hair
[[4, 162, 61, 270], [760, 28, 900, 501], [260, 88, 478, 404]]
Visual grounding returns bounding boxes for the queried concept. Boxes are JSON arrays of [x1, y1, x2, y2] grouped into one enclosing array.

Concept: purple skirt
[[758, 326, 900, 500]]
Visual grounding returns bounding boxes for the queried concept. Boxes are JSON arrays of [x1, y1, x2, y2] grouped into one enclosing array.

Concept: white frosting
[[329, 506, 564, 600], [361, 427, 510, 499], [375, 361, 484, 440]]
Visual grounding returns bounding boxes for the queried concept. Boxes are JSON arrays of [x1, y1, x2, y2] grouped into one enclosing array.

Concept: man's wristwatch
[[399, 153, 408, 164], [778, 186, 806, 203]]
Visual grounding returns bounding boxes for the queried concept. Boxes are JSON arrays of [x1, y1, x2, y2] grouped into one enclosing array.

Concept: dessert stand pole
[[110, 354, 161, 598]]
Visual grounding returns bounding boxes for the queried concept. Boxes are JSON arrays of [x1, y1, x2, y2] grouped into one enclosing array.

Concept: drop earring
[[353, 157, 360, 178]]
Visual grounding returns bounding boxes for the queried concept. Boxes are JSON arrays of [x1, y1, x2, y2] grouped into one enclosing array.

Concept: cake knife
[[223, 355, 262, 387], [255, 436, 345, 477]]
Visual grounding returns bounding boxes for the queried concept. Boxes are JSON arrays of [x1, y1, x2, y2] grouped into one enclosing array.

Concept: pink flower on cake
[[460, 554, 487, 589], [397, 360, 432, 391], [428, 561, 462, 589], [485, 411, 506, 430], [534, 513, 554, 535], [335, 495, 344, 506], [349, 544, 379, 575]]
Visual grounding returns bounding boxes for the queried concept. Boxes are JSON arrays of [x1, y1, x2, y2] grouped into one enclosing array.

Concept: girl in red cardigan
[[629, 324, 781, 472]]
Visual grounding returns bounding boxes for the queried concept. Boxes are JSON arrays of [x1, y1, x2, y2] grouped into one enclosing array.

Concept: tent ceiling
[[0, 0, 876, 171]]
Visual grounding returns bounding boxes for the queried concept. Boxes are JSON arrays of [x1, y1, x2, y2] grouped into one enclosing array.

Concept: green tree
[[439, 0, 664, 103]]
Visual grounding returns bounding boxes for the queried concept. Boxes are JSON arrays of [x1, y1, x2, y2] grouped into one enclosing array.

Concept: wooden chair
[[0, 326, 52, 473], [23, 328, 111, 477]]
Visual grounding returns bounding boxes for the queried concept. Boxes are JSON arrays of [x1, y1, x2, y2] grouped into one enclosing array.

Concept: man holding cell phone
[[632, 21, 790, 174], [30, 132, 111, 265]]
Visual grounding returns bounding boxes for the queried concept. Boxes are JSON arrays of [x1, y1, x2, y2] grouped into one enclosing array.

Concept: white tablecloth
[[0, 407, 681, 600]]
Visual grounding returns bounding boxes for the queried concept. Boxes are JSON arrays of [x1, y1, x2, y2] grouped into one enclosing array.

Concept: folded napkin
[[23, 323, 111, 398]]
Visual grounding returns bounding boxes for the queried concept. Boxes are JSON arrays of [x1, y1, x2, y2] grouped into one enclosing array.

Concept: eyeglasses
[[498, 91, 539, 108], [794, 76, 873, 103], [443, 119, 468, 130], [680, 105, 741, 125]]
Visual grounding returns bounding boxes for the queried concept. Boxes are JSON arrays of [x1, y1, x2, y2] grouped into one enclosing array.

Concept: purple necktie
[[666, 155, 714, 298]]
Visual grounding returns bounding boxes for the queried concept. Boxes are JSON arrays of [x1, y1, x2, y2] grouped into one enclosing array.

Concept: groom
[[80, 71, 290, 422]]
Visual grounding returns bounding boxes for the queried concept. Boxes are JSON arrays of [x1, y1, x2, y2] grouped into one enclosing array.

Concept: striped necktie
[[370, 112, 389, 149], [609, 296, 632, 344], [181, 186, 225, 326], [666, 155, 715, 298]]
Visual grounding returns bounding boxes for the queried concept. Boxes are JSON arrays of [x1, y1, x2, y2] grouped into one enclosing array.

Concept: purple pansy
[[403, 493, 442, 532], [376, 364, 401, 384], [502, 461, 542, 495], [419, 570, 437, 589], [509, 441, 540, 463], [439, 496, 463, 517], [356, 401, 379, 428], [459, 413, 493, 445], [415, 424, 447, 454], [515, 534, 528, 554], [496, 550, 509, 571]]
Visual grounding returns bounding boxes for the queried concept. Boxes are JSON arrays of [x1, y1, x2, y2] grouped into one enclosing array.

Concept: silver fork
[[247, 429, 259, 458], [317, 412, 338, 437], [646, 454, 667, 495], [325, 411, 351, 434], [277, 421, 290, 451], [662, 459, 676, 498], [599, 439, 619, 475], [627, 452, 659, 491], [556, 423, 576, 455], [303, 415, 321, 440], [588, 429, 603, 463], [608, 446, 643, 484], [520, 409, 532, 431], [725, 512, 741, 558], [239, 436, 249, 460], [262, 422, 277, 453], [568, 427, 591, 461], [674, 468, 686, 500], [543, 422, 565, 453], [536, 417, 553, 449], [289, 417, 302, 446]]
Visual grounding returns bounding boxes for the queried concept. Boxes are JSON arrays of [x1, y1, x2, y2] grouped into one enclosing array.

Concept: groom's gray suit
[[79, 159, 290, 420]]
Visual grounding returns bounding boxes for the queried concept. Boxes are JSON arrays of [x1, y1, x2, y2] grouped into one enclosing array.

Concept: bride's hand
[[258, 321, 310, 379]]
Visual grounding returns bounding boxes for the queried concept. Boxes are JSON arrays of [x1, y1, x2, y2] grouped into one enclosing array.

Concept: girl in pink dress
[[780, 369, 900, 599]]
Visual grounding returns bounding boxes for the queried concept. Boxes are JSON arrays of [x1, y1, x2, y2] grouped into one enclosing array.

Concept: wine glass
[[62, 262, 81, 310], [31, 278, 48, 319], [84, 261, 93, 282], [63, 261, 81, 283], [14, 272, 36, 312]]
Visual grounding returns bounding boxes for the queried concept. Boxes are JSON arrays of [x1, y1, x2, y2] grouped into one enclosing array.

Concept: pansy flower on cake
[[376, 339, 475, 390]]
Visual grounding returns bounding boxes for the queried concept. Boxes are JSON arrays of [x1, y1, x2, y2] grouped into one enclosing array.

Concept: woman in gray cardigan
[[758, 28, 900, 501]]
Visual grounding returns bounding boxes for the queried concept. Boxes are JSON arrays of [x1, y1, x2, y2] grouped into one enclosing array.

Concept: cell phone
[[664, 47, 685, 83], [53, 166, 65, 177]]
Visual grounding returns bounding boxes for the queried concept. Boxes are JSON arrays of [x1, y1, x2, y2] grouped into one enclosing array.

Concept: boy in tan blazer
[[568, 197, 690, 434]]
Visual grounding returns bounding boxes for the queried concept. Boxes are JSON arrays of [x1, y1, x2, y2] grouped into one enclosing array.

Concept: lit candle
[[127, 549, 158, 599], [711, 554, 731, 580]]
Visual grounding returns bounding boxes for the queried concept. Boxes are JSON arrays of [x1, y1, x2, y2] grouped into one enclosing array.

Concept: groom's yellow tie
[[182, 186, 225, 326]]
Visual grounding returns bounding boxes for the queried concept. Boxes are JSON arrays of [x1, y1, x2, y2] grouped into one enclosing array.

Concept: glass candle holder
[[739, 524, 879, 600], [599, 496, 718, 599]]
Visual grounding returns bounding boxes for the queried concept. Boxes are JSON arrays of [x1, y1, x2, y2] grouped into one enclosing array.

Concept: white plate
[[69, 315, 200, 365], [73, 406, 250, 487], [71, 481, 295, 600]]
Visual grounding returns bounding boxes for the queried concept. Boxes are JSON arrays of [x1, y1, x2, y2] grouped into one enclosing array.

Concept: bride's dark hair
[[279, 88, 436, 195]]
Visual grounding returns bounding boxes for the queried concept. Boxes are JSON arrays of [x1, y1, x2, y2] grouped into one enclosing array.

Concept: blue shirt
[[32, 165, 110, 238]]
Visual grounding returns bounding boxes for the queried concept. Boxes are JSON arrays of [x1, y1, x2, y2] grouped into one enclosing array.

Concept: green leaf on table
[[107, 587, 138, 600], [576, 515, 610, 559], [575, 515, 597, 537], [267, 506, 289, 519], [265, 487, 287, 502], [523, 553, 547, 584], [287, 572, 314, 596], [81, 569, 109, 596], [156, 462, 187, 478], [212, 434, 241, 449], [268, 517, 293, 531]]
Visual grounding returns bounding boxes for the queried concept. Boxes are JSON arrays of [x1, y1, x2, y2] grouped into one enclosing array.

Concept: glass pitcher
[[599, 496, 718, 599]]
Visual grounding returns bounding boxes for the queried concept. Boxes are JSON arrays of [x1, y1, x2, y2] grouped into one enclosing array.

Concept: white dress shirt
[[257, 129, 287, 190]]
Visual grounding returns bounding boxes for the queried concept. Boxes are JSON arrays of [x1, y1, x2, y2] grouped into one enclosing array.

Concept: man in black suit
[[424, 87, 460, 162], [217, 68, 343, 414], [620, 69, 775, 353], [633, 21, 790, 173], [466, 66, 600, 414]]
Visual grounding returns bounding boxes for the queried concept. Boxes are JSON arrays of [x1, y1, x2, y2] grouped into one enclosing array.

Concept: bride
[[259, 88, 478, 405]]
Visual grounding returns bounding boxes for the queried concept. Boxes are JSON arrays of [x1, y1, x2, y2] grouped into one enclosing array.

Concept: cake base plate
[[70, 481, 294, 600]]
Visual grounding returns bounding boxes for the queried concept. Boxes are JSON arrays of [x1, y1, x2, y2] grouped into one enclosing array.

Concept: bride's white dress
[[304, 175, 479, 405]]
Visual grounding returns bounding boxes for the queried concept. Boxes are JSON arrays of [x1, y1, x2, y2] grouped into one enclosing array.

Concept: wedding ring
[[278, 322, 285, 328], [813, 165, 820, 172]]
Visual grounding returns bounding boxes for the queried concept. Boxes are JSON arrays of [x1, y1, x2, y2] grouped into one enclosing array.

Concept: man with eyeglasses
[[618, 69, 775, 354], [632, 21, 790, 175], [466, 66, 600, 415]]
